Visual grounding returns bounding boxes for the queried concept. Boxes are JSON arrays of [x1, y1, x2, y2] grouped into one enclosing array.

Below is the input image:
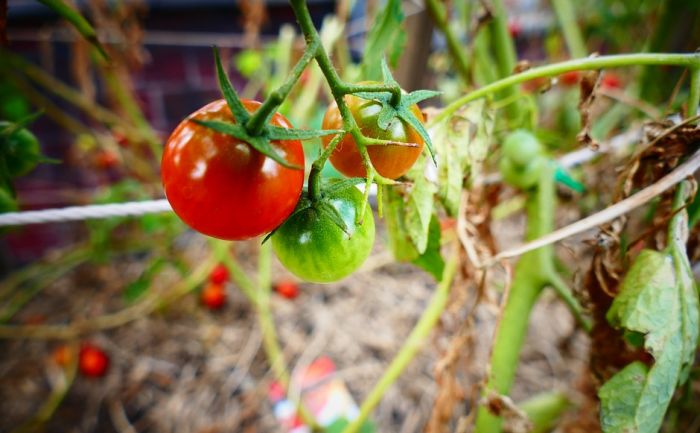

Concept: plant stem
[[341, 249, 460, 433], [424, 0, 470, 84], [475, 164, 556, 433], [431, 53, 700, 126], [308, 133, 344, 200], [687, 66, 700, 119], [519, 391, 571, 433], [245, 39, 320, 135], [212, 240, 321, 431], [487, 0, 524, 122], [550, 0, 587, 58]]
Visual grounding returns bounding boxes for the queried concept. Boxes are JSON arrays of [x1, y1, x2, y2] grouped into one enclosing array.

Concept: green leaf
[[599, 242, 699, 432], [124, 279, 150, 302], [411, 215, 444, 279], [213, 47, 249, 124], [266, 126, 344, 140], [191, 119, 302, 170], [402, 89, 441, 106], [403, 154, 437, 254], [316, 201, 350, 236], [361, 0, 405, 80], [430, 101, 494, 216], [37, 0, 108, 60]]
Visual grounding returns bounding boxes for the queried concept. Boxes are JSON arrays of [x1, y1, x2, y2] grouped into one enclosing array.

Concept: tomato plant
[[200, 282, 227, 310], [79, 343, 109, 378], [161, 99, 305, 240], [321, 82, 425, 179], [271, 182, 375, 283]]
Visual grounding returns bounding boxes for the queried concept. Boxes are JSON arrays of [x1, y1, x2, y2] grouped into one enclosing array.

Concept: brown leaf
[[576, 68, 602, 150]]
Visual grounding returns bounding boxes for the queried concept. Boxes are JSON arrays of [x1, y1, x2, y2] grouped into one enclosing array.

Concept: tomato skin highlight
[[79, 344, 109, 378], [321, 83, 425, 179], [161, 99, 305, 240], [271, 184, 375, 283]]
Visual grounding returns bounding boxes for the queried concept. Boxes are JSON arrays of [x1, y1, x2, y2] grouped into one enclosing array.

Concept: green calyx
[[352, 59, 440, 163], [201, 47, 343, 170]]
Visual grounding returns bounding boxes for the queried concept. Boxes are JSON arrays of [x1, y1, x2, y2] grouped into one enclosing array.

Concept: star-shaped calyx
[[351, 59, 440, 164], [192, 47, 342, 170]]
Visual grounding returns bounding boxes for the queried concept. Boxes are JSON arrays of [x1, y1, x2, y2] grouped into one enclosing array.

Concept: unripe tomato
[[500, 130, 545, 190], [201, 282, 227, 310], [321, 82, 425, 179], [79, 343, 109, 377], [502, 130, 542, 167], [161, 99, 305, 240], [274, 279, 299, 299], [0, 121, 41, 178], [209, 263, 229, 285], [272, 183, 375, 283]]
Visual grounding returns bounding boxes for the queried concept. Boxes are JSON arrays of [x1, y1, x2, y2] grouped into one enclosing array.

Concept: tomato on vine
[[161, 99, 305, 240], [209, 263, 229, 285], [274, 279, 299, 299], [201, 282, 227, 310], [271, 181, 375, 283], [321, 81, 426, 180], [0, 120, 42, 178]]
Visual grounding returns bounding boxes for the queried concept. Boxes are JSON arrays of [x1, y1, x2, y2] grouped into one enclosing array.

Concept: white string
[[0, 128, 644, 228], [0, 199, 173, 227]]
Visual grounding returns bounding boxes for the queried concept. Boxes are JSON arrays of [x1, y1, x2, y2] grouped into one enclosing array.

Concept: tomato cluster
[[161, 75, 427, 283]]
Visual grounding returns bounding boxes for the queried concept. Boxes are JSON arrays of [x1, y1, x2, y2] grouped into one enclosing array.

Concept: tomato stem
[[424, 0, 470, 84], [431, 53, 700, 126], [245, 38, 320, 136], [688, 66, 700, 120]]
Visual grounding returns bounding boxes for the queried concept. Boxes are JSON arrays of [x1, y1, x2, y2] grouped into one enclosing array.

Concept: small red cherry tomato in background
[[52, 345, 72, 367], [96, 150, 119, 169], [559, 70, 580, 87], [201, 282, 227, 310], [79, 343, 109, 377], [209, 263, 229, 285], [274, 279, 299, 300], [161, 99, 305, 240], [601, 73, 622, 90], [508, 19, 522, 38]]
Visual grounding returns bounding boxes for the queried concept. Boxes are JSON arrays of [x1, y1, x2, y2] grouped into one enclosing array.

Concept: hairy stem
[[431, 53, 700, 126]]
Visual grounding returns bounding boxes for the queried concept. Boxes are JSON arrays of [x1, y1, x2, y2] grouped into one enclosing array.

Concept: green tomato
[[499, 156, 544, 190], [272, 183, 375, 283], [502, 129, 542, 168], [0, 121, 42, 178]]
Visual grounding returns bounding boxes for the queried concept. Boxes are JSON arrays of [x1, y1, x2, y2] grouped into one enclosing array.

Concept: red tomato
[[161, 99, 305, 240], [209, 263, 229, 284], [274, 280, 300, 299], [201, 282, 227, 310], [601, 73, 622, 90], [79, 344, 109, 377], [321, 83, 425, 179], [96, 150, 119, 168], [559, 70, 580, 87], [508, 19, 522, 38]]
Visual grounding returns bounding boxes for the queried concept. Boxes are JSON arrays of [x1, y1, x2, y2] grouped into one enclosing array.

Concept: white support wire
[[0, 128, 643, 228], [0, 199, 172, 227]]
